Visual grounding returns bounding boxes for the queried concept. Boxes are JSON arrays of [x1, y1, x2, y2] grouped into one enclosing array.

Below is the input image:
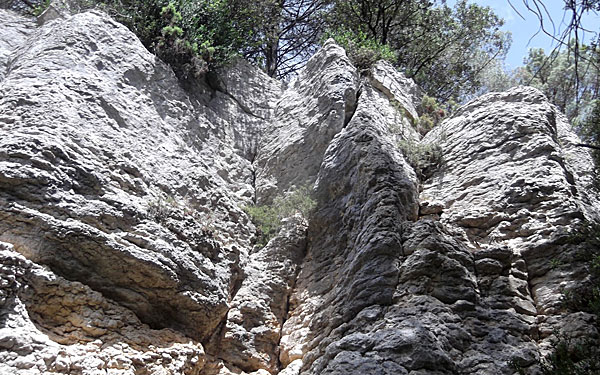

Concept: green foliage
[[32, 0, 50, 16], [91, 0, 328, 79], [5, 0, 511, 88], [323, 29, 397, 70], [471, 56, 519, 98], [518, 43, 600, 122], [93, 0, 262, 78], [417, 114, 434, 134], [244, 0, 329, 78], [539, 333, 600, 375], [244, 204, 279, 248], [417, 95, 446, 135], [577, 100, 600, 187], [274, 185, 318, 224], [397, 140, 444, 181], [162, 25, 184, 38], [152, 2, 210, 77], [580, 100, 600, 145], [328, 0, 510, 102], [245, 186, 316, 248]]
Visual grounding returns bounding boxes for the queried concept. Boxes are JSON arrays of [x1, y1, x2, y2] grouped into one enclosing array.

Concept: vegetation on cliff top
[[5, 0, 512, 104], [5, 0, 599, 112]]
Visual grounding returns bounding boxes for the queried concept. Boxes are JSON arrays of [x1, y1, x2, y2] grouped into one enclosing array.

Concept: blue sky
[[447, 0, 600, 67]]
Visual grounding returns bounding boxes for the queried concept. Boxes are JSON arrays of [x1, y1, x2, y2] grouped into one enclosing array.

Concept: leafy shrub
[[153, 2, 210, 77], [397, 140, 443, 181], [93, 0, 258, 79], [245, 185, 316, 248], [417, 95, 446, 135], [274, 185, 317, 224], [324, 29, 397, 70], [418, 114, 435, 135], [244, 204, 279, 248], [32, 0, 50, 16], [539, 333, 600, 375]]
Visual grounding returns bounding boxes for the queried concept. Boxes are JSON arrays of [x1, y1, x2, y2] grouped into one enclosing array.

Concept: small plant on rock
[[245, 185, 316, 248], [417, 95, 446, 135], [32, 0, 51, 16], [244, 204, 279, 248], [273, 185, 317, 226], [539, 333, 600, 375], [155, 2, 209, 77], [148, 194, 179, 223], [397, 139, 444, 181], [550, 258, 562, 269]]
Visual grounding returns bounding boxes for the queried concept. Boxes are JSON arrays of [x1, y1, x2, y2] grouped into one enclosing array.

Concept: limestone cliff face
[[0, 8, 598, 375]]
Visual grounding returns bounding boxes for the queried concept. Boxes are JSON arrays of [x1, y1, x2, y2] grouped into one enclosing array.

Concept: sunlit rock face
[[1, 7, 598, 375]]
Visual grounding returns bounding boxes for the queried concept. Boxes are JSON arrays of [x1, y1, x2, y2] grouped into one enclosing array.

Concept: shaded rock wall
[[0, 7, 598, 375]]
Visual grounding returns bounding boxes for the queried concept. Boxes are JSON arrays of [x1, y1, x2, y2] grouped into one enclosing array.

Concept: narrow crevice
[[471, 251, 483, 300], [548, 147, 579, 198], [549, 154, 577, 186], [521, 255, 541, 327], [201, 308, 231, 353], [229, 263, 246, 302], [276, 290, 294, 371], [249, 145, 259, 205], [276, 227, 310, 372], [343, 87, 361, 128], [393, 221, 414, 298], [98, 97, 128, 128], [201, 265, 246, 358], [251, 167, 258, 205]]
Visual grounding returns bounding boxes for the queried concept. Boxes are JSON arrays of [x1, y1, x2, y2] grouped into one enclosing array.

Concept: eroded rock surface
[[0, 242, 205, 374], [254, 40, 360, 204], [0, 7, 598, 375]]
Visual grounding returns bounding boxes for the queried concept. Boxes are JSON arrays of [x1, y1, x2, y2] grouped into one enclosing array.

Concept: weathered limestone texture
[[254, 40, 361, 204], [0, 6, 598, 375], [0, 8, 276, 374], [1, 242, 205, 374], [0, 10, 35, 82]]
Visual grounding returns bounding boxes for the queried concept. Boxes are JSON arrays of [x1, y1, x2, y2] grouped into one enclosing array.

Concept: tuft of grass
[[148, 195, 178, 223]]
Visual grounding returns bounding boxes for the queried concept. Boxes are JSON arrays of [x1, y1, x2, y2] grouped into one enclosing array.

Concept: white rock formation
[[0, 6, 598, 375]]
